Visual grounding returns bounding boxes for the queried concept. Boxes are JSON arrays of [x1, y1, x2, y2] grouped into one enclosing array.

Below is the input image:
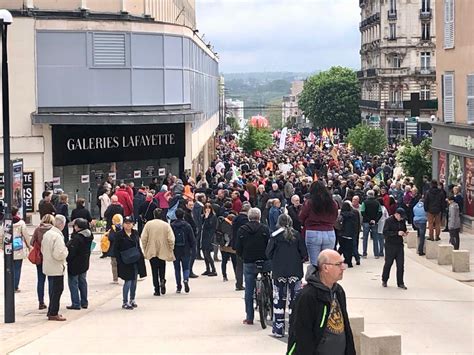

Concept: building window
[[443, 73, 455, 122], [444, 0, 455, 49], [420, 85, 431, 100], [422, 0, 431, 12], [390, 89, 402, 103], [421, 52, 431, 69], [389, 23, 396, 40], [422, 22, 431, 40], [468, 74, 474, 123], [390, 0, 397, 12], [392, 55, 401, 68]]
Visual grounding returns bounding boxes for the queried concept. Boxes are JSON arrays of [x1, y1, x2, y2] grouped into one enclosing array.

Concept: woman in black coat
[[339, 201, 359, 267], [266, 214, 307, 338], [201, 203, 218, 276], [70, 198, 93, 224], [113, 217, 146, 309], [57, 194, 70, 243]]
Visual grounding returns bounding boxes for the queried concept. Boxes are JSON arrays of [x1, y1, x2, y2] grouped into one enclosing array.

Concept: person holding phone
[[381, 208, 408, 290]]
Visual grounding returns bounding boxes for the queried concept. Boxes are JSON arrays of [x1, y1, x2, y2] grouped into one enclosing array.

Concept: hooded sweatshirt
[[236, 221, 270, 263], [31, 223, 53, 249], [424, 187, 446, 214], [66, 229, 93, 276], [287, 268, 356, 355]]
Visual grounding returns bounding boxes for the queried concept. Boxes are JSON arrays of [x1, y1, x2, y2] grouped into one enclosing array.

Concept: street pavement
[[0, 231, 473, 354]]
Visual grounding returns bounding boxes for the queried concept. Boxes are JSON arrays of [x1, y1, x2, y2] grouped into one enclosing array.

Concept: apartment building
[[282, 80, 304, 127], [0, 0, 219, 219], [358, 0, 437, 141], [431, 0, 474, 224]]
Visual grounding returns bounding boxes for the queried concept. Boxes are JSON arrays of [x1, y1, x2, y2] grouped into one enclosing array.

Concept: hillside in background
[[223, 71, 315, 128]]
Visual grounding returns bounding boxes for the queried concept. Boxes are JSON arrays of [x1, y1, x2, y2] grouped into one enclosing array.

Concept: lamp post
[[0, 9, 14, 324]]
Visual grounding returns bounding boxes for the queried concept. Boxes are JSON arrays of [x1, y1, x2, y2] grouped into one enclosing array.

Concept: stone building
[[0, 0, 219, 220], [282, 80, 305, 127], [225, 99, 245, 130], [358, 0, 438, 141], [431, 0, 474, 226]]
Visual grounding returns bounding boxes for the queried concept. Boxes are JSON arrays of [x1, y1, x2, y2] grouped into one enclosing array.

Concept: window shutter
[[443, 73, 455, 123], [467, 74, 474, 123], [93, 33, 126, 66], [444, 0, 455, 49]]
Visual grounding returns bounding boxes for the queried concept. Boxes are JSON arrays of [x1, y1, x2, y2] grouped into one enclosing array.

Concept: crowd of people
[[4, 128, 465, 354]]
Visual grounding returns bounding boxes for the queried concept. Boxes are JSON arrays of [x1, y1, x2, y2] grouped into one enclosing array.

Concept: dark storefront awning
[[32, 105, 203, 125]]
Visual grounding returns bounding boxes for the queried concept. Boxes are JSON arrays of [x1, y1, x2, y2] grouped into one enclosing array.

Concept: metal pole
[[2, 20, 15, 323]]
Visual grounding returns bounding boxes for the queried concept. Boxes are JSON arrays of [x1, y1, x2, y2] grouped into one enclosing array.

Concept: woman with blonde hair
[[31, 214, 55, 309]]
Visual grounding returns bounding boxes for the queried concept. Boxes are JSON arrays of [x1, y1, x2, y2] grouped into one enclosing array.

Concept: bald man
[[104, 195, 125, 230], [287, 250, 356, 355]]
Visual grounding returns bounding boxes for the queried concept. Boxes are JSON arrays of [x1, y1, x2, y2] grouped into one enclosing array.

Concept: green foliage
[[240, 126, 273, 154], [299, 66, 361, 131], [347, 124, 388, 155], [226, 116, 240, 132], [397, 138, 432, 191], [267, 98, 283, 130]]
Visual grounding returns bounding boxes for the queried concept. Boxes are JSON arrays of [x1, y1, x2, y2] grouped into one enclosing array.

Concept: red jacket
[[115, 188, 133, 217], [299, 200, 338, 231], [232, 198, 243, 214]]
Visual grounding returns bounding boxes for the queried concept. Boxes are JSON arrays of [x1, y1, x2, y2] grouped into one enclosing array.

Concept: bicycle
[[254, 260, 273, 329]]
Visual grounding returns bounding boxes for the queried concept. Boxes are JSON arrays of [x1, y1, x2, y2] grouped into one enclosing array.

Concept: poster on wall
[[448, 155, 463, 187], [12, 160, 24, 218], [464, 158, 474, 217], [134, 170, 141, 179], [438, 152, 447, 183], [0, 172, 34, 213]]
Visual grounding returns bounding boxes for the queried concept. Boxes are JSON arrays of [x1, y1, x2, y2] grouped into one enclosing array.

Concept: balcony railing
[[378, 67, 409, 76], [366, 68, 377, 77], [360, 12, 380, 29], [388, 10, 397, 20], [420, 8, 432, 20], [415, 67, 436, 76], [357, 70, 365, 78], [360, 100, 380, 109], [384, 101, 404, 110]]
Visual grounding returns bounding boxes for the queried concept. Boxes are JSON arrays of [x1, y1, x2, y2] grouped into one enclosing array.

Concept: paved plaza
[[0, 229, 473, 354]]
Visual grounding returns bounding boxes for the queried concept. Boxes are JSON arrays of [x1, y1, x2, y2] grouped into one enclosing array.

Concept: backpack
[[334, 212, 343, 231], [100, 231, 110, 253], [166, 201, 179, 221], [215, 216, 230, 247], [173, 224, 186, 247]]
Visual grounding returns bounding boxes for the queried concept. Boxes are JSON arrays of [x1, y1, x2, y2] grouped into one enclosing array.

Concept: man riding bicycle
[[236, 207, 271, 325]]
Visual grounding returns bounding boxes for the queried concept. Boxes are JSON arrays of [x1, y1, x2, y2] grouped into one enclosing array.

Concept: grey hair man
[[236, 207, 270, 325], [232, 202, 252, 291], [41, 214, 69, 321], [288, 249, 356, 354]]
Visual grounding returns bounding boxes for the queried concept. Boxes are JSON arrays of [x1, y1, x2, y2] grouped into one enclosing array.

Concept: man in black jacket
[[232, 202, 250, 291], [424, 180, 445, 241], [236, 207, 270, 325], [360, 190, 383, 258], [184, 199, 199, 278], [287, 194, 302, 233], [287, 249, 356, 355], [382, 208, 408, 289]]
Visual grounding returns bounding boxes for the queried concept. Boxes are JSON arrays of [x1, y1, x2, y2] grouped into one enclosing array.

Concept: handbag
[[28, 244, 42, 265], [13, 235, 24, 251], [120, 237, 141, 264]]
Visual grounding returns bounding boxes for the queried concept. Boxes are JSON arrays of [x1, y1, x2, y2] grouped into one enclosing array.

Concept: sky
[[195, 0, 361, 74]]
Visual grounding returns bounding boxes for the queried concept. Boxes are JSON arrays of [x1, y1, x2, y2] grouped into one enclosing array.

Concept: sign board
[[12, 160, 24, 218], [53, 177, 61, 186], [134, 170, 141, 179], [52, 123, 185, 166], [145, 166, 155, 177], [158, 168, 166, 177], [0, 172, 34, 213], [81, 175, 90, 184]]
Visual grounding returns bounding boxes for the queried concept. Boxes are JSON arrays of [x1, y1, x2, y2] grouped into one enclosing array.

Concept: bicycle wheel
[[264, 277, 274, 326], [257, 281, 268, 329]]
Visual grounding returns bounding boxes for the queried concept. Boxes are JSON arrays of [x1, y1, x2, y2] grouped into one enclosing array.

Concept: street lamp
[[0, 9, 14, 324]]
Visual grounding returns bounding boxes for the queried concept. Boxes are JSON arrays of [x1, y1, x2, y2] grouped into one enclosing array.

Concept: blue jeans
[[352, 234, 360, 262], [362, 223, 382, 256], [123, 266, 138, 304], [13, 259, 23, 290], [173, 255, 191, 287], [36, 264, 48, 304], [243, 261, 271, 322], [305, 230, 336, 265], [68, 272, 88, 308], [414, 221, 427, 254]]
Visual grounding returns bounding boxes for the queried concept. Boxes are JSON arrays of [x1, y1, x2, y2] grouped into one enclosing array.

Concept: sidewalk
[[1, 233, 473, 354]]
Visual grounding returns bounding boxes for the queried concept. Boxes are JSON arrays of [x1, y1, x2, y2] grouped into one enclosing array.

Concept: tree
[[397, 138, 432, 191], [347, 124, 388, 155], [299, 66, 361, 131], [240, 125, 273, 154], [226, 116, 240, 132]]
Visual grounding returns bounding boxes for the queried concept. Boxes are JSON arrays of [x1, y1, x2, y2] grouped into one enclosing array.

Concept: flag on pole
[[373, 170, 385, 185]]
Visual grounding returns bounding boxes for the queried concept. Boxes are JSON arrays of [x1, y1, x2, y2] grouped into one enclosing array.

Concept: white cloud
[[196, 0, 361, 73]]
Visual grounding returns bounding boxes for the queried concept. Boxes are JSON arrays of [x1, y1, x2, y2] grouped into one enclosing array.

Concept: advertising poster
[[449, 155, 463, 187], [0, 172, 34, 213], [12, 160, 24, 218], [438, 151, 446, 183], [464, 158, 474, 217]]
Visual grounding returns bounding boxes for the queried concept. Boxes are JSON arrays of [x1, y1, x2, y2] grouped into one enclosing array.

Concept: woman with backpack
[[114, 216, 147, 309], [171, 209, 196, 293], [201, 203, 218, 276], [266, 214, 307, 338], [30, 214, 55, 309], [11, 206, 31, 293]]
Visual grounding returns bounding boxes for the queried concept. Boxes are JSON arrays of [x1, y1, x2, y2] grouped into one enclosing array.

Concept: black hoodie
[[236, 221, 270, 263], [66, 229, 94, 276], [424, 187, 446, 214], [287, 268, 356, 355]]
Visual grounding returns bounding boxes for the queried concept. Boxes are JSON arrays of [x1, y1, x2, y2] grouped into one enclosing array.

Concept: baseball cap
[[123, 216, 135, 224], [395, 208, 406, 218]]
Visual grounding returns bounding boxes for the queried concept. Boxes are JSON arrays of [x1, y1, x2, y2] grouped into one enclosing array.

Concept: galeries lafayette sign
[[52, 124, 185, 166]]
